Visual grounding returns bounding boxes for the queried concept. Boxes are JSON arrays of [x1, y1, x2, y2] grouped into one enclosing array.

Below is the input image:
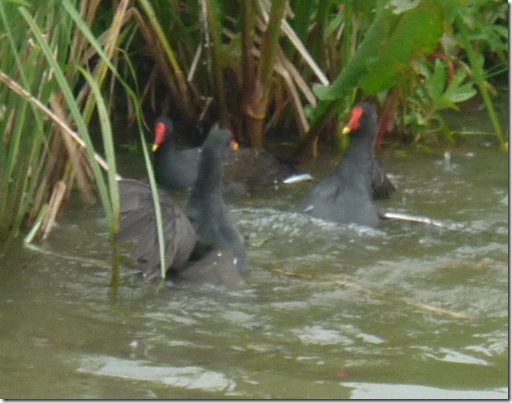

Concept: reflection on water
[[0, 144, 507, 399], [78, 356, 236, 392], [344, 382, 508, 399]]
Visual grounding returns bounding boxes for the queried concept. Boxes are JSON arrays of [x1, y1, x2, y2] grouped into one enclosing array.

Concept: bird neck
[[191, 148, 223, 197], [343, 133, 373, 164], [159, 134, 179, 154]]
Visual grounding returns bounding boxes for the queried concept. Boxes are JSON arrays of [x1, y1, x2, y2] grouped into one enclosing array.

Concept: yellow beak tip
[[342, 127, 351, 135], [230, 140, 239, 152], [152, 144, 158, 152]]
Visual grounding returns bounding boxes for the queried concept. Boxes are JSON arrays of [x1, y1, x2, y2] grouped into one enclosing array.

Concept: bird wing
[[118, 179, 197, 280], [370, 156, 395, 200], [300, 174, 340, 212]]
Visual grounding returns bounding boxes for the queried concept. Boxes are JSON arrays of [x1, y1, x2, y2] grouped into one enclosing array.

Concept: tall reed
[[0, 0, 86, 245]]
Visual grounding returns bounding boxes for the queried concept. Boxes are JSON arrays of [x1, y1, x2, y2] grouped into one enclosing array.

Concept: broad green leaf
[[429, 59, 447, 106], [359, 1, 444, 94], [313, 1, 392, 101], [314, 0, 445, 101]]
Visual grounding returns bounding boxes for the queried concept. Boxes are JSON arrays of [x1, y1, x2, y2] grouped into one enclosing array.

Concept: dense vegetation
[[0, 0, 507, 249]]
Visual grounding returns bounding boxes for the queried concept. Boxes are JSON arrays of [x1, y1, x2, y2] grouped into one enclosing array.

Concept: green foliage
[[412, 59, 477, 112], [314, 0, 445, 101], [0, 0, 170, 279], [0, 0, 71, 240], [405, 59, 477, 141], [452, 2, 507, 146], [302, 0, 505, 150], [360, 1, 444, 94]]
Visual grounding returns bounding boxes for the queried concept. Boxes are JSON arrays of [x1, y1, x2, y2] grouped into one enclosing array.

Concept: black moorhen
[[119, 127, 247, 286], [300, 102, 380, 227], [152, 116, 301, 194], [152, 116, 201, 191], [185, 127, 247, 271]]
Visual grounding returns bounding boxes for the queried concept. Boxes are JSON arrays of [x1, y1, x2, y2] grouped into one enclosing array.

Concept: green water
[[0, 138, 508, 397], [0, 141, 508, 398]]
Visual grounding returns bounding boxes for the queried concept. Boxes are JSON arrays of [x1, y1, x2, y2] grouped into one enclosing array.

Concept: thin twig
[[274, 54, 310, 134], [41, 181, 67, 240], [381, 211, 464, 230], [268, 266, 471, 320], [50, 93, 97, 203], [188, 44, 202, 82], [24, 242, 112, 269], [198, 96, 213, 122]]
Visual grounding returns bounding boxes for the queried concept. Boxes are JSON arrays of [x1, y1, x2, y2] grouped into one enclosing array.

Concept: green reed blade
[[20, 6, 112, 221], [79, 67, 119, 232], [62, 0, 167, 277]]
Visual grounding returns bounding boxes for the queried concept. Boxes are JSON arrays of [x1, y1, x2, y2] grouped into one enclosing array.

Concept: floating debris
[[381, 211, 464, 230], [283, 173, 314, 184]]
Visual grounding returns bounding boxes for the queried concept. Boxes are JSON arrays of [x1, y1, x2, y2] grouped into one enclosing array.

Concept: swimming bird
[[300, 102, 380, 227], [119, 126, 247, 286]]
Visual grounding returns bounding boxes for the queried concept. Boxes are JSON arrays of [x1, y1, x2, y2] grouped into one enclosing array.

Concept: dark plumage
[[370, 156, 395, 200], [300, 102, 380, 227], [119, 127, 247, 285], [152, 116, 201, 191], [118, 179, 197, 278], [152, 116, 297, 194], [185, 128, 248, 272]]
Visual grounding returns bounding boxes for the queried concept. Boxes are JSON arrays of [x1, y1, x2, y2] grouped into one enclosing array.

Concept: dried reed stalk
[[269, 266, 471, 320]]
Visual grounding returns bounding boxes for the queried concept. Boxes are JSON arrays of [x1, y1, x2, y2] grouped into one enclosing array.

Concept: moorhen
[[152, 116, 302, 194], [119, 127, 247, 286], [152, 116, 201, 191], [300, 102, 380, 227]]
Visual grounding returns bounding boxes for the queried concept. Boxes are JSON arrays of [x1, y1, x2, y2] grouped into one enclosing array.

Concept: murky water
[[0, 136, 508, 397]]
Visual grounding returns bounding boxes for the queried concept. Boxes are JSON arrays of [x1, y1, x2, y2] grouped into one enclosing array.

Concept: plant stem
[[137, 0, 195, 120], [244, 0, 287, 148], [205, 0, 228, 127]]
